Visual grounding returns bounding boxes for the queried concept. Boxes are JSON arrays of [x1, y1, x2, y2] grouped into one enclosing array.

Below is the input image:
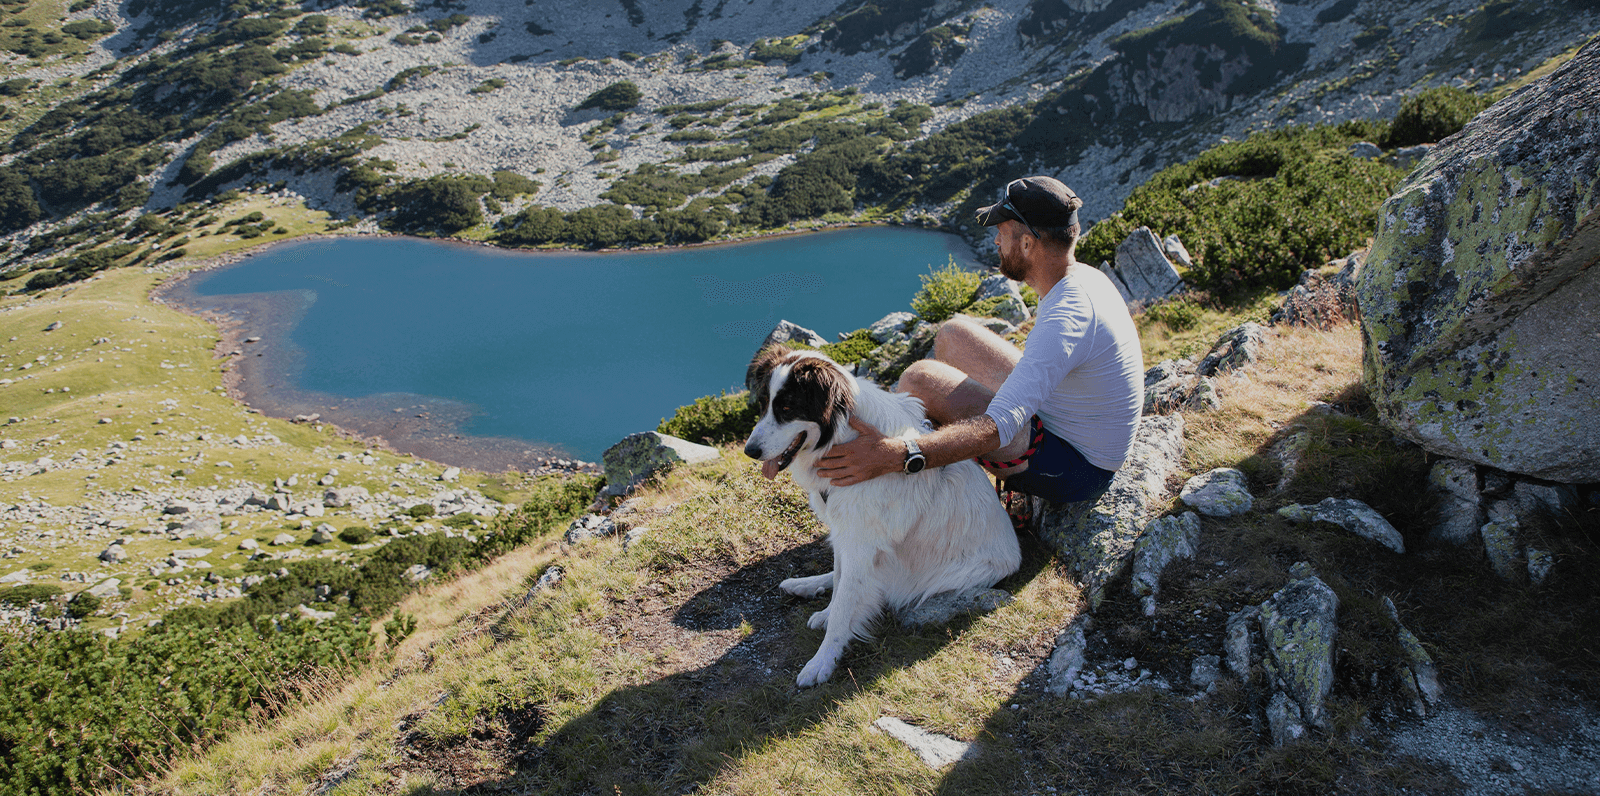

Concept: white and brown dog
[[744, 345, 1020, 687]]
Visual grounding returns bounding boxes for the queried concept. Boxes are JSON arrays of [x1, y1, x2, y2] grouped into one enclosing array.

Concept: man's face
[[995, 221, 1027, 282]]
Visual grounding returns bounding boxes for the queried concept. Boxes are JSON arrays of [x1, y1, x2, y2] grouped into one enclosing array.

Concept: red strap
[[974, 415, 1044, 469]]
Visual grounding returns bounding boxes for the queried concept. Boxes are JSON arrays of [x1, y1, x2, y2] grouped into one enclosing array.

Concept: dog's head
[[743, 345, 856, 475]]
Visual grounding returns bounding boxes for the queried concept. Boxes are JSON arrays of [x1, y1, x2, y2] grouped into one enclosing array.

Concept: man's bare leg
[[897, 315, 1031, 465]]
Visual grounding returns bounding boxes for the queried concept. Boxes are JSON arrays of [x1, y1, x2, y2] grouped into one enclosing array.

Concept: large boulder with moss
[[1357, 39, 1600, 483], [600, 432, 721, 498], [1033, 414, 1185, 607]]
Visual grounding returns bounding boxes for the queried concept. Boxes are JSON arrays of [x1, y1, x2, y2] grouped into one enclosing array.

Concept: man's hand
[[815, 417, 905, 486]]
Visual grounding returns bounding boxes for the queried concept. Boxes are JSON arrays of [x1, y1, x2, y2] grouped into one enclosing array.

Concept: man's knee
[[933, 315, 989, 361], [897, 359, 941, 399]]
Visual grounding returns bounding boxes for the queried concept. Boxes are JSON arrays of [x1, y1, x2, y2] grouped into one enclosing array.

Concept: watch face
[[905, 454, 927, 474]]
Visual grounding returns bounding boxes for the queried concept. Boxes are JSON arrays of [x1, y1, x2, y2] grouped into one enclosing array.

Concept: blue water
[[185, 228, 979, 461]]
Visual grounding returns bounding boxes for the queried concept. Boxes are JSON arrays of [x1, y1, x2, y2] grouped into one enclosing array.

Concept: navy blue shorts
[[1000, 421, 1116, 504]]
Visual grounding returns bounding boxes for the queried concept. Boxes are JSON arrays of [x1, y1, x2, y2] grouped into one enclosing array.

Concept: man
[[816, 176, 1144, 504]]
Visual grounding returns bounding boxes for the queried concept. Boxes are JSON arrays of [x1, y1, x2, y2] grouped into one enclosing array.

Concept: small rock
[[867, 311, 916, 343], [86, 578, 122, 599], [99, 545, 128, 563], [403, 563, 431, 583], [440, 466, 461, 482], [871, 716, 974, 770], [1190, 655, 1222, 691], [270, 533, 296, 546], [295, 603, 336, 622], [1278, 497, 1404, 553], [1348, 141, 1383, 159], [238, 538, 259, 550], [760, 319, 826, 349], [1179, 468, 1254, 517], [1045, 616, 1092, 695], [309, 524, 336, 544], [897, 587, 1012, 626], [565, 514, 618, 543], [171, 548, 211, 560]]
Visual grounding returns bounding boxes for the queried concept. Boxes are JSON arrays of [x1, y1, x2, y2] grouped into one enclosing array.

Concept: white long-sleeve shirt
[[983, 266, 1145, 471]]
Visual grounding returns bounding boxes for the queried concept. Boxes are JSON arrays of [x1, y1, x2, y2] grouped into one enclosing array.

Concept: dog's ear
[[745, 344, 790, 398], [787, 358, 854, 450]]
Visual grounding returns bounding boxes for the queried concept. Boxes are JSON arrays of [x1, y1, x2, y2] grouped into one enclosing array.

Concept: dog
[[743, 345, 1021, 687]]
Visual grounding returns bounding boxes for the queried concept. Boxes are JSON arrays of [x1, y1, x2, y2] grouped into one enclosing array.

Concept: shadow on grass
[[401, 532, 1054, 794]]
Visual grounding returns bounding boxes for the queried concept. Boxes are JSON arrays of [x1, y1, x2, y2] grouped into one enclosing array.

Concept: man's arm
[[814, 415, 1001, 486]]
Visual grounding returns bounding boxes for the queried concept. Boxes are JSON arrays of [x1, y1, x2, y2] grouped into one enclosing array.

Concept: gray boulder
[[324, 486, 370, 508], [1385, 597, 1444, 716], [1129, 512, 1201, 616], [86, 578, 122, 599], [973, 274, 1031, 324], [309, 524, 336, 544], [1179, 468, 1254, 517], [1105, 227, 1185, 304], [565, 513, 619, 543], [600, 432, 721, 498], [1348, 141, 1383, 159], [1357, 38, 1600, 483], [1278, 497, 1405, 553], [1033, 414, 1185, 608], [761, 320, 827, 349], [99, 544, 128, 563], [1258, 563, 1340, 740], [1142, 359, 1218, 414]]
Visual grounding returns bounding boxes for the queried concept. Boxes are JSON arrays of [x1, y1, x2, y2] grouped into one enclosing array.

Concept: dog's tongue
[[761, 458, 781, 480]]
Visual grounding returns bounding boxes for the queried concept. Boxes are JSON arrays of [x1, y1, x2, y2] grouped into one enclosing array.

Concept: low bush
[[1383, 86, 1491, 148], [338, 526, 373, 544], [577, 80, 641, 112], [405, 503, 437, 518], [658, 391, 759, 446], [910, 258, 981, 322]]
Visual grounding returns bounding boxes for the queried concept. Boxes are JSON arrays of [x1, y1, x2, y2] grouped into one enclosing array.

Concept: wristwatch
[[902, 438, 927, 474]]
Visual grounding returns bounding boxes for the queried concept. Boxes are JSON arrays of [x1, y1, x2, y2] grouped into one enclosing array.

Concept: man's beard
[[998, 246, 1025, 281]]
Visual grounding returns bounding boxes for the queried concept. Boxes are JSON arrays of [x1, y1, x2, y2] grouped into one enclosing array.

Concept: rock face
[[1358, 38, 1600, 483], [1179, 468, 1254, 517], [761, 320, 827, 349], [600, 432, 721, 498], [1231, 562, 1341, 746], [1277, 497, 1405, 553], [1033, 414, 1185, 607]]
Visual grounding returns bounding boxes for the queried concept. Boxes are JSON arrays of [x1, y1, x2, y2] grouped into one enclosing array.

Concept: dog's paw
[[807, 607, 830, 630], [796, 652, 837, 687], [780, 574, 832, 598]]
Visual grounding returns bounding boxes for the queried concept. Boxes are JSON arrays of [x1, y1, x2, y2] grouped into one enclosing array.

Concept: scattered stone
[[238, 538, 259, 551], [1130, 511, 1202, 616], [270, 533, 296, 546], [760, 319, 826, 349], [1271, 252, 1363, 329], [897, 587, 1012, 626], [1179, 468, 1254, 517], [1278, 497, 1405, 553], [174, 516, 221, 539], [1045, 615, 1092, 695], [1384, 143, 1434, 170], [1384, 597, 1443, 716], [43, 321, 62, 332], [1196, 323, 1265, 377], [324, 485, 370, 508], [1266, 431, 1310, 492], [1162, 234, 1193, 269], [599, 432, 721, 499], [1348, 141, 1383, 159], [866, 311, 916, 343], [1142, 358, 1218, 414], [1479, 508, 1523, 582], [309, 524, 336, 544], [622, 526, 649, 550], [1225, 606, 1258, 679], [99, 544, 128, 563], [1190, 655, 1222, 692], [565, 513, 618, 543], [295, 603, 336, 622], [1358, 39, 1600, 482], [871, 716, 974, 770], [1526, 547, 1555, 585], [404, 563, 432, 583], [440, 466, 461, 482], [172, 548, 210, 559], [85, 578, 122, 600], [1035, 414, 1185, 607], [1427, 459, 1483, 545], [0, 570, 30, 583]]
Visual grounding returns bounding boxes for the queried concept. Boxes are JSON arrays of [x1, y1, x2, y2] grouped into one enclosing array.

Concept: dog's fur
[[743, 345, 1021, 687]]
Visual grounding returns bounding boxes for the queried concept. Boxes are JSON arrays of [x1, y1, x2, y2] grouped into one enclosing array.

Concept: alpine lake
[[167, 227, 981, 469]]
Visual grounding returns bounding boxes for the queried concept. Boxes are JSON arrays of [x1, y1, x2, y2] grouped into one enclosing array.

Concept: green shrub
[[442, 513, 479, 529], [0, 584, 62, 606], [819, 329, 879, 364], [1143, 297, 1204, 331], [405, 503, 437, 518], [577, 80, 642, 112], [658, 391, 759, 446], [1383, 86, 1491, 148], [910, 257, 981, 322], [66, 591, 102, 619], [338, 526, 373, 544]]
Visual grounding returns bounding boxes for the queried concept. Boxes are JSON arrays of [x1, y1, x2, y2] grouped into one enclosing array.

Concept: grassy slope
[[142, 312, 1399, 795]]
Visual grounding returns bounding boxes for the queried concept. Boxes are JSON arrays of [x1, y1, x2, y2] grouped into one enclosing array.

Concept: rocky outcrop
[[1129, 512, 1201, 616], [1231, 562, 1341, 746], [1358, 38, 1600, 483], [1427, 456, 1580, 582], [761, 320, 827, 349], [1033, 414, 1185, 607], [1272, 251, 1363, 329], [1179, 468, 1254, 517], [1277, 497, 1405, 554]]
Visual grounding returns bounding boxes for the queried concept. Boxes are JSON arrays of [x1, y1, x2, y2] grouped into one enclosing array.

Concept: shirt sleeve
[[983, 288, 1092, 447]]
